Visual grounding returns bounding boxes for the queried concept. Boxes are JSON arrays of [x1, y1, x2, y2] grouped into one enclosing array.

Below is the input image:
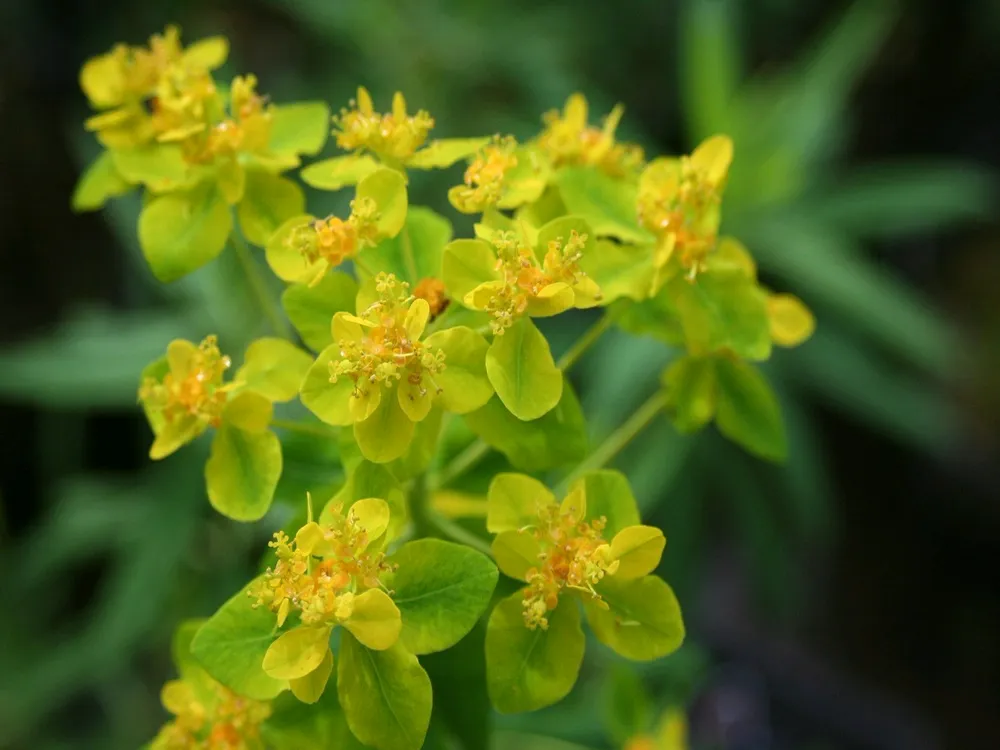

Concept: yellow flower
[[637, 135, 733, 284], [448, 136, 519, 213], [487, 473, 666, 631], [334, 87, 435, 163], [150, 675, 271, 750], [251, 497, 403, 702], [623, 707, 689, 750], [413, 276, 450, 318], [465, 222, 602, 335], [537, 93, 644, 177], [138, 335, 237, 459]]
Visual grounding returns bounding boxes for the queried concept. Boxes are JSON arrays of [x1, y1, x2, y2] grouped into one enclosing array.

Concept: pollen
[[519, 500, 619, 630], [333, 87, 434, 162], [249, 505, 396, 628], [328, 273, 445, 399], [138, 335, 232, 428]]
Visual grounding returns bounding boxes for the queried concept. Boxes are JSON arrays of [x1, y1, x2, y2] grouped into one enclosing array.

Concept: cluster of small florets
[[333, 88, 434, 161], [449, 136, 518, 212], [249, 504, 395, 628], [138, 335, 232, 427], [285, 198, 380, 273], [151, 677, 271, 750], [521, 499, 619, 630], [329, 274, 446, 393], [537, 96, 644, 177]]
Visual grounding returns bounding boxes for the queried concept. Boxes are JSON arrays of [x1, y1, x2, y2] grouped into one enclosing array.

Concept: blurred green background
[[1, 0, 999, 748]]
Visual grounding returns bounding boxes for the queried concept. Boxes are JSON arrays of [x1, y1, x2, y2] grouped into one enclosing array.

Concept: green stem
[[426, 512, 494, 557], [557, 308, 619, 372], [560, 390, 666, 490], [410, 471, 493, 556], [270, 419, 338, 439], [232, 232, 293, 339], [434, 439, 492, 489]]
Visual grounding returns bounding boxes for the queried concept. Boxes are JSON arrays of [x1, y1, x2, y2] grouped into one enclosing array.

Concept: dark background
[[1, 1, 999, 749]]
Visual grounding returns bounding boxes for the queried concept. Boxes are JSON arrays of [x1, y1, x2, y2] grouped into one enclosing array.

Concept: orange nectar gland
[[521, 500, 619, 630], [451, 137, 518, 211], [329, 273, 445, 400], [139, 335, 232, 428], [485, 229, 596, 334], [413, 277, 449, 318], [153, 678, 271, 750], [333, 88, 434, 161], [249, 505, 396, 628], [286, 198, 380, 270]]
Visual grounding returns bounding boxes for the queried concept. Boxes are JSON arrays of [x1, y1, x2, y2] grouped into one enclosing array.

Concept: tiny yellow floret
[[139, 335, 233, 428], [333, 86, 434, 162]]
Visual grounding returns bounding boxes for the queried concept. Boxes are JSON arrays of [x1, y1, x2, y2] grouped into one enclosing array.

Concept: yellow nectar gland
[[139, 335, 232, 428], [485, 229, 595, 334], [521, 500, 619, 630], [413, 276, 449, 318], [538, 98, 643, 177], [637, 154, 726, 279], [329, 273, 445, 402], [152, 677, 271, 750], [249, 505, 395, 628], [451, 138, 518, 212], [334, 88, 434, 162]]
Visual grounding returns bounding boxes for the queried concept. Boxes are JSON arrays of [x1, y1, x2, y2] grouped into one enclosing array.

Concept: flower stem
[[426, 512, 494, 557], [434, 439, 492, 489], [560, 390, 666, 490], [410, 471, 494, 556], [557, 307, 620, 372], [231, 231, 293, 339], [270, 419, 338, 439]]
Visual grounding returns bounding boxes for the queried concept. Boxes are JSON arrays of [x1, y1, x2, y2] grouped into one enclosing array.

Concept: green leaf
[[301, 154, 381, 191], [290, 647, 334, 704], [423, 326, 493, 414], [486, 318, 563, 420], [672, 270, 771, 361], [238, 171, 306, 247], [205, 419, 282, 521], [603, 665, 652, 744], [486, 592, 585, 714], [354, 389, 415, 463], [360, 207, 453, 285], [324, 459, 407, 542], [138, 184, 232, 282], [190, 578, 287, 700], [486, 473, 553, 533], [579, 239, 655, 304], [661, 355, 718, 433], [463, 379, 587, 472], [407, 137, 490, 169], [269, 101, 331, 157], [264, 687, 368, 749], [584, 575, 684, 661], [556, 167, 654, 244], [72, 151, 132, 211], [236, 338, 313, 402], [441, 238, 500, 303], [300, 344, 357, 426], [112, 144, 190, 192], [384, 539, 498, 655], [389, 407, 443, 481], [713, 357, 787, 461], [356, 168, 408, 239], [571, 469, 640, 538], [182, 36, 229, 69], [263, 625, 332, 680], [338, 635, 432, 750], [282, 272, 359, 351], [610, 525, 666, 579], [679, 0, 742, 140], [491, 531, 542, 581]]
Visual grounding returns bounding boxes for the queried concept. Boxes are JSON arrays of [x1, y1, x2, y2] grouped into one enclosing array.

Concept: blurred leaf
[[679, 0, 742, 140], [603, 665, 651, 744], [0, 309, 199, 407], [422, 623, 492, 750], [741, 216, 957, 376], [804, 162, 998, 238]]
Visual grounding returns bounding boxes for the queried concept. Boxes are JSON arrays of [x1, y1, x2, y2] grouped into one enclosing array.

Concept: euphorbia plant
[[75, 26, 814, 750]]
